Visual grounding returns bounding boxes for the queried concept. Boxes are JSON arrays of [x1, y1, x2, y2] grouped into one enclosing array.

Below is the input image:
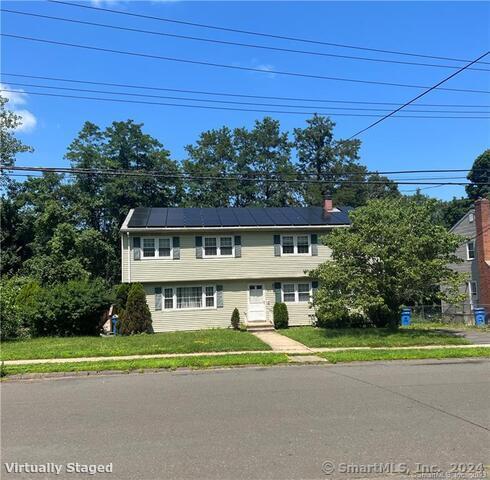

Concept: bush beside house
[[119, 283, 152, 335], [231, 308, 240, 330], [273, 303, 289, 329], [0, 277, 113, 339]]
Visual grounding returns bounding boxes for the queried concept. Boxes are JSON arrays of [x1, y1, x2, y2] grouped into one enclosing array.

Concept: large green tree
[[466, 149, 489, 200], [293, 114, 362, 205], [310, 198, 467, 328], [66, 120, 183, 243]]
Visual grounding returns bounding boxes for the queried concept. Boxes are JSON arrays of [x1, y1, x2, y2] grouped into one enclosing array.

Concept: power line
[[2, 166, 488, 186], [5, 81, 490, 114], [4, 8, 490, 73], [4, 73, 488, 108], [3, 33, 489, 95], [2, 88, 489, 119], [349, 51, 490, 138], [48, 0, 490, 67]]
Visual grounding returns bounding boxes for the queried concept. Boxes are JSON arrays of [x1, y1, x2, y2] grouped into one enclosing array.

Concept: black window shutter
[[273, 235, 281, 256], [234, 235, 242, 258], [172, 237, 180, 260], [195, 236, 203, 259], [133, 237, 141, 261], [311, 234, 318, 256], [273, 282, 282, 303]]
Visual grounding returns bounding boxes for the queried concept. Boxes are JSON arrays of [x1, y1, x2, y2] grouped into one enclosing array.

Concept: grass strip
[[320, 347, 490, 364], [1, 353, 289, 377], [279, 327, 469, 348], [0, 329, 271, 361]]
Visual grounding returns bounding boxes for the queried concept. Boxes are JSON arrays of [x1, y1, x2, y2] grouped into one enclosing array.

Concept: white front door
[[248, 284, 266, 322]]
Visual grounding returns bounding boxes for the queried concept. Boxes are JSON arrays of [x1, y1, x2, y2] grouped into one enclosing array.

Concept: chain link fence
[[411, 303, 490, 325]]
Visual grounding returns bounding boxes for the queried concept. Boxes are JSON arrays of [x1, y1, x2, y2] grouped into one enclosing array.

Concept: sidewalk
[[3, 342, 489, 366]]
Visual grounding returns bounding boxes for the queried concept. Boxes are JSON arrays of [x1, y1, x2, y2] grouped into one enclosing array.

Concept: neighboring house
[[444, 197, 490, 322], [120, 198, 350, 332]]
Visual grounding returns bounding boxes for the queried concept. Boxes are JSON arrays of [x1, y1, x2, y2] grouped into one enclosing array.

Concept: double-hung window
[[142, 237, 172, 259], [281, 235, 310, 255], [161, 286, 216, 310], [282, 283, 311, 303], [467, 241, 475, 260], [204, 237, 234, 257]]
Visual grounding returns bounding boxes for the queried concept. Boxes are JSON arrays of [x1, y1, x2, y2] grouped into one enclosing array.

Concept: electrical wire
[[3, 33, 489, 94]]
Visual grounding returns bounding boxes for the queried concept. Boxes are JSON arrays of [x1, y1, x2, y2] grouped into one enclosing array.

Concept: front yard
[[0, 329, 270, 361], [279, 326, 470, 348]]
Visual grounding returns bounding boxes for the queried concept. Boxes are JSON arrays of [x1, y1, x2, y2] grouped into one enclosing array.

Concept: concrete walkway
[[251, 330, 312, 353], [3, 343, 489, 366]]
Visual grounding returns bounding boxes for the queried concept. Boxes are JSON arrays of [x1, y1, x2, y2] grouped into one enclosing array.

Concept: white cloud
[[14, 109, 37, 133], [1, 84, 37, 133], [255, 64, 277, 79]]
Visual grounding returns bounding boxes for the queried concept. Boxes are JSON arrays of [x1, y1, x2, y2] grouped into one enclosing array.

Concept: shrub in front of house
[[16, 278, 113, 337], [231, 308, 240, 330], [114, 283, 132, 316], [119, 283, 152, 335], [273, 303, 289, 329]]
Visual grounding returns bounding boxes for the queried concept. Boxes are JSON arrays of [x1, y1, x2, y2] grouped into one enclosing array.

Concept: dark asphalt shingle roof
[[126, 207, 351, 228]]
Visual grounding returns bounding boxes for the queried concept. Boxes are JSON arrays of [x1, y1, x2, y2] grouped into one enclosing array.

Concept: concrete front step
[[245, 322, 275, 332]]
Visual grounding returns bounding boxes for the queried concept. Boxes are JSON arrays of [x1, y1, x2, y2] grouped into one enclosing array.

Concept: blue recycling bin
[[111, 315, 119, 335], [474, 308, 486, 327], [401, 308, 411, 327]]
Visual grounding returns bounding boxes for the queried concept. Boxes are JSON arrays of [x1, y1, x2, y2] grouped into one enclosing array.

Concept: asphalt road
[[2, 360, 489, 480]]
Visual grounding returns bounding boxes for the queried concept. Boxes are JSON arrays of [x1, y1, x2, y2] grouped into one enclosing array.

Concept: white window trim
[[466, 241, 475, 261], [281, 283, 312, 303], [203, 236, 235, 258], [281, 234, 311, 256], [469, 281, 478, 297], [141, 237, 173, 260], [160, 285, 217, 311]]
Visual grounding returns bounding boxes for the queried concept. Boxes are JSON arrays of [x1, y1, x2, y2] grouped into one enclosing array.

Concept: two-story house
[[120, 198, 350, 332], [444, 197, 490, 322]]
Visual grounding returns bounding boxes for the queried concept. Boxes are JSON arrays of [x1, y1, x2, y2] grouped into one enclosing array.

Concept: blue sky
[[2, 1, 489, 200]]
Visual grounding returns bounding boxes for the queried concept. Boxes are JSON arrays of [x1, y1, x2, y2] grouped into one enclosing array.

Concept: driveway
[[2, 360, 489, 480]]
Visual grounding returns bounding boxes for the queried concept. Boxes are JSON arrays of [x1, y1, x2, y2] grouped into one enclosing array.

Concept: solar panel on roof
[[233, 209, 256, 226], [291, 207, 311, 225], [266, 208, 295, 225], [166, 208, 185, 227], [146, 208, 168, 227], [184, 208, 203, 227], [248, 208, 276, 226], [216, 208, 239, 226], [201, 208, 221, 227], [128, 208, 150, 227]]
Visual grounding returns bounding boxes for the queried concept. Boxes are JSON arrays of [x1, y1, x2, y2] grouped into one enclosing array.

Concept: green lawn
[[0, 329, 270, 361], [1, 353, 289, 377], [321, 347, 490, 364], [279, 326, 469, 348]]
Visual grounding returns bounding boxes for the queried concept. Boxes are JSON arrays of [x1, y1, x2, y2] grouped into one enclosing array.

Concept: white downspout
[[127, 232, 131, 283]]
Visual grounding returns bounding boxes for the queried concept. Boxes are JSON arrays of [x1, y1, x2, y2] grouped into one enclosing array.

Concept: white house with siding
[[120, 198, 350, 332]]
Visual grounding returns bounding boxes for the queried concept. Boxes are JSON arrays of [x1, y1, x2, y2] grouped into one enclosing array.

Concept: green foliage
[[273, 303, 289, 329], [466, 149, 490, 200], [231, 308, 240, 330], [18, 278, 113, 337], [0, 96, 33, 186], [114, 283, 132, 314], [119, 283, 152, 335], [0, 276, 32, 339], [311, 197, 467, 329]]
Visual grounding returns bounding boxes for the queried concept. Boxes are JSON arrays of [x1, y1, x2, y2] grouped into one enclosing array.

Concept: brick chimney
[[323, 193, 333, 215], [475, 197, 490, 307]]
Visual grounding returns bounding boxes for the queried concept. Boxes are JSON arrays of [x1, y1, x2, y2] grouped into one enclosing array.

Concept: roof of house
[[123, 207, 351, 229]]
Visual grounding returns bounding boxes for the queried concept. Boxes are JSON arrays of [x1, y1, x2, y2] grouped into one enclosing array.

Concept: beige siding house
[[120, 200, 350, 332]]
